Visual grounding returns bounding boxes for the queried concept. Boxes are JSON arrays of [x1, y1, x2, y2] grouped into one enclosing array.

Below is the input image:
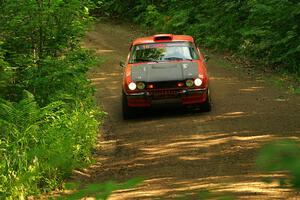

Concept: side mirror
[[120, 61, 125, 67], [204, 55, 210, 62]]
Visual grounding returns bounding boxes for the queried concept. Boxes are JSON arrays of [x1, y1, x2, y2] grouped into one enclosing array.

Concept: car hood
[[131, 61, 199, 82]]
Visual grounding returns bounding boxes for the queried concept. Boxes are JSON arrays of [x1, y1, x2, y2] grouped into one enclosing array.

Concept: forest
[[0, 0, 300, 199], [96, 0, 300, 74], [0, 0, 102, 198]]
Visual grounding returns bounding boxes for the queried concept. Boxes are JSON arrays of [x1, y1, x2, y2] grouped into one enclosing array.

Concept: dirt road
[[79, 22, 300, 199]]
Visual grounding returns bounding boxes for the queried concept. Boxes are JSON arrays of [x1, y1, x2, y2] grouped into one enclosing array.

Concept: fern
[[0, 90, 101, 198]]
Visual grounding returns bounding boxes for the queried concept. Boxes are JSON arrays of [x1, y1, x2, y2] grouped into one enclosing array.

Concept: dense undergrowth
[[94, 0, 300, 75], [0, 0, 103, 199]]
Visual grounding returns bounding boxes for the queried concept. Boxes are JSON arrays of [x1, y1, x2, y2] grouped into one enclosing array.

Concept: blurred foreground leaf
[[58, 178, 144, 200], [257, 140, 300, 190]]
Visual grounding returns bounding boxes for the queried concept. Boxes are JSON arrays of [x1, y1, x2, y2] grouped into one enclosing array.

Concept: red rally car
[[120, 34, 211, 118]]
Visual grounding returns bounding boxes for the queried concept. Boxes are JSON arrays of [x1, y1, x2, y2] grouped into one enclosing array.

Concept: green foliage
[[257, 140, 300, 189], [24, 48, 98, 106], [0, 42, 12, 98], [197, 190, 234, 200], [0, 91, 102, 199], [0, 0, 95, 102], [96, 0, 300, 74], [240, 0, 300, 71], [0, 0, 93, 57], [0, 0, 102, 199], [294, 87, 300, 94], [57, 178, 144, 200]]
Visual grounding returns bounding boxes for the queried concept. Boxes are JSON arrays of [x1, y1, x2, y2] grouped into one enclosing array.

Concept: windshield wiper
[[164, 57, 184, 61], [134, 58, 158, 63], [164, 57, 194, 61], [183, 58, 194, 61]]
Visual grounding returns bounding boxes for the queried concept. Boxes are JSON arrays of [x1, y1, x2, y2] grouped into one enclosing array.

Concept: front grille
[[149, 81, 179, 89], [149, 89, 180, 99]]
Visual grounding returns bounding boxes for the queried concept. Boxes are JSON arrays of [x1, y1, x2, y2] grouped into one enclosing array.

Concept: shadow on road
[[72, 21, 300, 199]]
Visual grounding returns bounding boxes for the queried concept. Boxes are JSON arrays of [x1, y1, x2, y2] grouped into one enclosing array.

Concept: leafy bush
[[0, 0, 95, 102], [0, 92, 101, 198], [0, 42, 12, 98], [257, 140, 300, 189], [24, 48, 98, 107], [0, 0, 103, 199]]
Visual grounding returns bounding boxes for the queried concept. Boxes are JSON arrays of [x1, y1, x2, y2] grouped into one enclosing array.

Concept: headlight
[[128, 82, 137, 90], [186, 79, 194, 87], [194, 78, 202, 86], [137, 82, 146, 90]]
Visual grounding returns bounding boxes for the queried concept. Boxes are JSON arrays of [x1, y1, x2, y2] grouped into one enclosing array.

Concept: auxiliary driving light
[[186, 79, 194, 87], [148, 84, 154, 89], [177, 82, 184, 87], [137, 82, 146, 90], [128, 82, 137, 90], [194, 78, 203, 86]]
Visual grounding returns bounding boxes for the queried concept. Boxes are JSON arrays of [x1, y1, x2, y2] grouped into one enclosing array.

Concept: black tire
[[200, 89, 212, 112], [122, 93, 134, 119]]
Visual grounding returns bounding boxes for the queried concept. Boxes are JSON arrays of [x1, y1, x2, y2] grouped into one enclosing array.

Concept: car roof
[[132, 34, 195, 46]]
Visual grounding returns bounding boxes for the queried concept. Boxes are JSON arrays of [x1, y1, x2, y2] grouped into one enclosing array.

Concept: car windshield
[[129, 42, 199, 63]]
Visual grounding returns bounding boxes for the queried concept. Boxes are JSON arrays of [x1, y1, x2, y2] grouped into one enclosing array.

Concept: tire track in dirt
[[77, 22, 300, 199]]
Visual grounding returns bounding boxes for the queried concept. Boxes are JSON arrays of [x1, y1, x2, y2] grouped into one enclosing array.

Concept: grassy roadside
[[0, 1, 107, 199], [209, 52, 300, 95]]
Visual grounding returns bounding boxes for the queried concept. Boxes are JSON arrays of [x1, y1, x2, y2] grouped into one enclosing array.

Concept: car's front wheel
[[199, 89, 212, 112]]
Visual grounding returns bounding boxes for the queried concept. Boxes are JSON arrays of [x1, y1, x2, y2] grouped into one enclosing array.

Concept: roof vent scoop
[[153, 34, 173, 41]]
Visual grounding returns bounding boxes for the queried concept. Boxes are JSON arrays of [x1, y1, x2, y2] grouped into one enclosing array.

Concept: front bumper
[[125, 88, 208, 107]]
